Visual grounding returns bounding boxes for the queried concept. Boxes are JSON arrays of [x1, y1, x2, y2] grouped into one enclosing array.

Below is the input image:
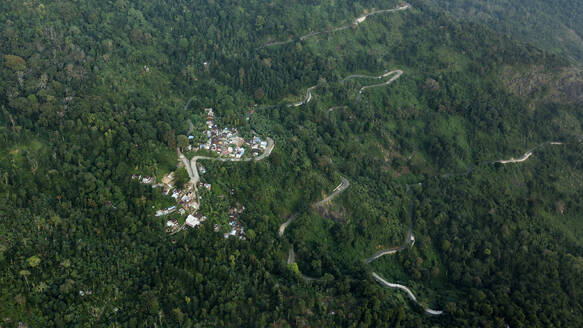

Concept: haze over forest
[[1, 0, 582, 327]]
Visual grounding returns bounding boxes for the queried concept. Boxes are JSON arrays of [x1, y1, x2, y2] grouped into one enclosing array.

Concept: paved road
[[327, 105, 346, 112], [178, 149, 195, 179], [366, 246, 405, 264], [364, 140, 571, 315], [177, 137, 275, 210], [279, 176, 351, 282], [188, 136, 275, 183], [372, 272, 443, 315], [342, 69, 401, 83], [289, 69, 403, 108], [280, 176, 349, 236], [313, 176, 350, 208], [494, 141, 564, 164], [260, 3, 411, 49], [288, 85, 317, 107], [287, 247, 296, 265], [355, 70, 403, 101], [184, 96, 196, 134], [279, 213, 298, 237]]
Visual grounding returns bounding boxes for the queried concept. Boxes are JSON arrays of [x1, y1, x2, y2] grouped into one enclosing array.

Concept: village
[[194, 108, 269, 159], [131, 107, 270, 239]]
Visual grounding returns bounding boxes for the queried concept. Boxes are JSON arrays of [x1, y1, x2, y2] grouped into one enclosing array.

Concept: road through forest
[[177, 136, 274, 210], [260, 4, 411, 49]]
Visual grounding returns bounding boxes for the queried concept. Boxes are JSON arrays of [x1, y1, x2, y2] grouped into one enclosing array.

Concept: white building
[[186, 215, 200, 228]]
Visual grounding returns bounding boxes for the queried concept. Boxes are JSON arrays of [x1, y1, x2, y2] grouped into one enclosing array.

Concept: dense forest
[[420, 0, 583, 63], [1, 0, 582, 327]]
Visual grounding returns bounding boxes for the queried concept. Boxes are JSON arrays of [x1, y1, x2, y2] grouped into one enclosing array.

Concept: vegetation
[[418, 0, 583, 63], [0, 0, 582, 327]]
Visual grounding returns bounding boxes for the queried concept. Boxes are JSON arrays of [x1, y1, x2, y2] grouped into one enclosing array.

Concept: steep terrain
[[1, 0, 582, 327]]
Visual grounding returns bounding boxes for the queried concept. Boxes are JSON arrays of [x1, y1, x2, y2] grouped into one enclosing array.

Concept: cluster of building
[[131, 174, 154, 184], [186, 212, 208, 228], [155, 205, 176, 217], [225, 206, 246, 239], [136, 108, 258, 237], [188, 108, 268, 159], [137, 171, 198, 223]]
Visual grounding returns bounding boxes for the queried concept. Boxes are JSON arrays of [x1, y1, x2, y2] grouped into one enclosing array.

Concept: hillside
[[1, 0, 582, 327], [418, 0, 583, 63]]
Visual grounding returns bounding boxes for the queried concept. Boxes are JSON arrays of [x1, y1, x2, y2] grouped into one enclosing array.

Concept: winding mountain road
[[260, 3, 411, 49], [288, 69, 403, 108], [494, 141, 564, 164], [287, 85, 317, 107], [354, 70, 403, 101], [178, 137, 274, 210], [279, 213, 298, 237], [366, 246, 405, 264], [372, 273, 443, 315], [313, 176, 350, 208], [278, 176, 351, 282]]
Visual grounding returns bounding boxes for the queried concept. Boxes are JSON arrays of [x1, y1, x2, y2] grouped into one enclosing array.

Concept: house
[[234, 148, 245, 159], [186, 215, 200, 228], [230, 137, 244, 147]]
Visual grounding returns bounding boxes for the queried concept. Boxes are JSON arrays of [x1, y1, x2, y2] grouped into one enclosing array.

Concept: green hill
[[1, 0, 582, 327]]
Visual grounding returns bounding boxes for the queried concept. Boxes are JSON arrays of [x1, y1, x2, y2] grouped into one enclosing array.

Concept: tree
[[26, 255, 41, 268], [174, 167, 190, 189], [177, 135, 189, 151], [4, 55, 26, 71]]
